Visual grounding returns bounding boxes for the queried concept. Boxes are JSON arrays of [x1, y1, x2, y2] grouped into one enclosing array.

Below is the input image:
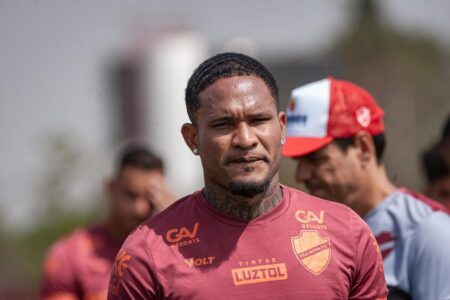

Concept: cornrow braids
[[185, 52, 279, 124]]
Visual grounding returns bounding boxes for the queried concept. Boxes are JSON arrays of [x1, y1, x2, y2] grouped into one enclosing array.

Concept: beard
[[228, 178, 270, 198]]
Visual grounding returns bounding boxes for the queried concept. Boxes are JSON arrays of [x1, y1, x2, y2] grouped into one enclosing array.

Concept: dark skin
[[182, 75, 286, 221], [203, 184, 283, 221]]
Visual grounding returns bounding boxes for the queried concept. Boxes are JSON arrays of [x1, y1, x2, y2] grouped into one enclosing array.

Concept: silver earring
[[281, 136, 286, 145], [192, 147, 198, 155]]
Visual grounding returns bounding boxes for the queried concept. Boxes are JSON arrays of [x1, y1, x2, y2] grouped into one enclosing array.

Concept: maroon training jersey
[[108, 186, 387, 300], [41, 224, 122, 300]]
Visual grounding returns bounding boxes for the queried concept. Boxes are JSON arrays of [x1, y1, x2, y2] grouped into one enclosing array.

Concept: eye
[[250, 116, 271, 125], [211, 119, 233, 128], [124, 190, 138, 200]]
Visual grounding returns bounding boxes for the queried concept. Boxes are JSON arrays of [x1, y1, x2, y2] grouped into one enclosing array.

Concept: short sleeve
[[408, 212, 450, 300], [107, 229, 160, 300], [348, 208, 388, 300], [40, 240, 79, 299]]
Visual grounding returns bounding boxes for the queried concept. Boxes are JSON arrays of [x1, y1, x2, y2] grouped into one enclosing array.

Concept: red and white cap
[[282, 77, 385, 157]]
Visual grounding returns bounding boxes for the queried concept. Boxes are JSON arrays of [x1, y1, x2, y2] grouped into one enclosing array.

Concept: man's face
[[188, 75, 286, 197], [109, 166, 164, 233], [294, 143, 362, 205]]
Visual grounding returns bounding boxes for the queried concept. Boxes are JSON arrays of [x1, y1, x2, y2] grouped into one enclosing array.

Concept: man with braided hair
[[107, 53, 388, 300]]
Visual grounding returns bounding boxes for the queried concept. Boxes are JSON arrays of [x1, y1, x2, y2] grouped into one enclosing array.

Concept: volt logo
[[166, 222, 199, 243], [295, 210, 325, 224], [184, 256, 215, 268]]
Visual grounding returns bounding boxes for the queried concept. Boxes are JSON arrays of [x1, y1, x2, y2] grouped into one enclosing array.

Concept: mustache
[[225, 153, 269, 165]]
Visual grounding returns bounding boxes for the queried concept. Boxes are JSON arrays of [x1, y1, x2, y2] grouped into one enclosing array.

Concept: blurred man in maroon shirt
[[40, 144, 175, 300]]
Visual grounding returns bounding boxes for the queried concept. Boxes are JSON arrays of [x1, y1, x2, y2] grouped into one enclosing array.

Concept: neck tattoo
[[204, 187, 283, 221]]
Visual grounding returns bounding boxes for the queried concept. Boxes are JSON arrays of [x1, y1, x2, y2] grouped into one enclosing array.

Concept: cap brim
[[282, 136, 333, 157]]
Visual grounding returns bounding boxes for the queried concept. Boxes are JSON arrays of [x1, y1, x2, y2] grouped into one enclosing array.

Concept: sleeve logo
[[112, 250, 131, 278]]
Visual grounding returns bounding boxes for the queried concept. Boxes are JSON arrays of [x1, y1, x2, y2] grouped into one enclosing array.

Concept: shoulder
[[137, 192, 199, 234], [284, 185, 355, 217], [372, 188, 449, 226], [121, 192, 199, 251], [406, 210, 450, 299], [396, 188, 450, 215], [392, 189, 450, 257], [45, 227, 88, 257], [412, 211, 450, 243], [41, 227, 91, 287], [283, 185, 367, 239]]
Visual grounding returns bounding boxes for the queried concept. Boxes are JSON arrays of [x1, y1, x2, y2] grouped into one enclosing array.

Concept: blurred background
[[1, 0, 450, 298]]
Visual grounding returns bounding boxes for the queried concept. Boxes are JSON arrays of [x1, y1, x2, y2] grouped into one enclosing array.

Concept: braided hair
[[185, 52, 279, 124]]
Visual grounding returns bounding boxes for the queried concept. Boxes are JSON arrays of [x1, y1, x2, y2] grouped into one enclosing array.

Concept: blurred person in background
[[107, 53, 387, 300], [282, 78, 450, 300], [422, 114, 450, 208], [40, 144, 175, 300]]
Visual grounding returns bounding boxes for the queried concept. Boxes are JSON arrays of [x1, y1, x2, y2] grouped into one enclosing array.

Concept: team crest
[[291, 230, 331, 275], [356, 106, 371, 128]]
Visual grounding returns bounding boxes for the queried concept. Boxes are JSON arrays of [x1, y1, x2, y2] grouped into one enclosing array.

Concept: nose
[[295, 159, 314, 183], [231, 122, 258, 149]]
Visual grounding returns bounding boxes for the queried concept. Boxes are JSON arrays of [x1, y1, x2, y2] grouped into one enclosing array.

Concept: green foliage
[[0, 131, 107, 295]]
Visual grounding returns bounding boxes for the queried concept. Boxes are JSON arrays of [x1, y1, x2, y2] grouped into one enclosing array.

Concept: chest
[[153, 222, 355, 299]]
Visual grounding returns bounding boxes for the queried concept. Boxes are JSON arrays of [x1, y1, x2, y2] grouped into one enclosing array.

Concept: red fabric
[[327, 77, 384, 138], [282, 136, 333, 157], [398, 187, 450, 214], [108, 186, 387, 299], [40, 225, 122, 300]]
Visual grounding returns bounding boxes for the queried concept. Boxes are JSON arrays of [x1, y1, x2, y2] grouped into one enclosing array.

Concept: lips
[[226, 154, 267, 165]]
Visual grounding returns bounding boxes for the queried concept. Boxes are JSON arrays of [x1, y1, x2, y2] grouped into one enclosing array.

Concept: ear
[[181, 123, 198, 154], [354, 131, 375, 164], [278, 111, 287, 138]]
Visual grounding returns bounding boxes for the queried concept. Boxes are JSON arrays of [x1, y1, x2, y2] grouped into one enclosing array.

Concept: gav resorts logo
[[165, 222, 200, 247], [291, 230, 331, 275], [295, 209, 328, 230]]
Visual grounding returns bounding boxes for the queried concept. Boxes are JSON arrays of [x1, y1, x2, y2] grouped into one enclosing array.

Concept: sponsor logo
[[165, 222, 200, 247], [184, 256, 215, 268], [370, 233, 384, 272], [232, 263, 288, 285], [109, 250, 132, 296], [287, 115, 308, 125], [291, 230, 331, 275], [295, 210, 327, 230], [375, 231, 395, 259], [238, 257, 277, 267], [112, 250, 131, 278], [356, 106, 371, 128]]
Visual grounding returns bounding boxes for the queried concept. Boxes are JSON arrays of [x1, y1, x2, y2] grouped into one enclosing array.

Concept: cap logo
[[356, 106, 371, 128], [289, 98, 296, 111]]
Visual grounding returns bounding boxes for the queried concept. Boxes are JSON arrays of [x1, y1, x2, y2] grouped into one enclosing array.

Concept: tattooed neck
[[203, 185, 283, 221]]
